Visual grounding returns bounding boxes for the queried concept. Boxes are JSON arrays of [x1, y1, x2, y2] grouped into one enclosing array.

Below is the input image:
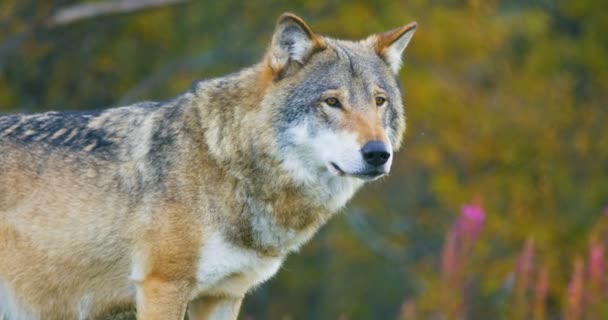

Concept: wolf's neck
[[190, 64, 274, 167]]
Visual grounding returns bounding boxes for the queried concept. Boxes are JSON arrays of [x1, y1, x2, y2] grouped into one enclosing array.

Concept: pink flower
[[514, 238, 535, 317], [533, 266, 549, 320], [587, 244, 605, 319], [588, 244, 604, 283], [441, 229, 458, 276], [458, 204, 485, 239], [516, 238, 535, 290], [565, 258, 584, 320]]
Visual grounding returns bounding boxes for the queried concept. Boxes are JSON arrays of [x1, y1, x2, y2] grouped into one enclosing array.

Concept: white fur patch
[[279, 123, 371, 211], [0, 281, 32, 320], [279, 123, 317, 183], [281, 123, 367, 180], [317, 130, 365, 174], [250, 213, 318, 253], [76, 294, 93, 320], [194, 233, 283, 297], [321, 174, 364, 212]]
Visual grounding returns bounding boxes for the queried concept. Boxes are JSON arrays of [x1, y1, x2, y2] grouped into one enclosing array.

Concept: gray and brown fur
[[0, 13, 416, 320]]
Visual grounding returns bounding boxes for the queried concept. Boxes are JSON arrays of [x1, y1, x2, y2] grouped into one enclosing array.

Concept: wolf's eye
[[375, 97, 387, 106], [324, 97, 341, 108]]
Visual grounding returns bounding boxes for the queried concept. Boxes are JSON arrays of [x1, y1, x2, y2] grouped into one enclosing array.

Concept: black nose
[[361, 141, 391, 166]]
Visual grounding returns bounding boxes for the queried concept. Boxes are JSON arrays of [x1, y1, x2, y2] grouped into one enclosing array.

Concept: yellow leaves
[[417, 145, 442, 168], [340, 3, 374, 26], [431, 169, 465, 208], [0, 77, 17, 110], [125, 8, 175, 45], [418, 5, 505, 64], [94, 55, 115, 73]]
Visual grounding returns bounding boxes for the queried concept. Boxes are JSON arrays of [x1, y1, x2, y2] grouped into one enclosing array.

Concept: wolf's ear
[[267, 13, 326, 76], [373, 22, 417, 73]]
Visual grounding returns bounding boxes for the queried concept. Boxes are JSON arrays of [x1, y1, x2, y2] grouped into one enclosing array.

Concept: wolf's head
[[263, 13, 416, 187]]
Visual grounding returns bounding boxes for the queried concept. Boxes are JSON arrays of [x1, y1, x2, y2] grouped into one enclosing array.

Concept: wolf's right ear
[[266, 13, 326, 76]]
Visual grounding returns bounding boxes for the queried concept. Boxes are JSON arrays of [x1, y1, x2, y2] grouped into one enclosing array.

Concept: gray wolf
[[0, 13, 416, 320]]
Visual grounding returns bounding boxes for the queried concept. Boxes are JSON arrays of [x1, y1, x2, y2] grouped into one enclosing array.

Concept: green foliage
[[2, 0, 607, 318]]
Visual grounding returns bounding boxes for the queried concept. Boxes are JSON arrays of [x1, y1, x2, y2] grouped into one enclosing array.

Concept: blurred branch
[[118, 51, 220, 105], [1, 0, 188, 68], [118, 7, 261, 105], [345, 208, 408, 264], [48, 0, 188, 27], [0, 32, 29, 65], [118, 48, 257, 105]]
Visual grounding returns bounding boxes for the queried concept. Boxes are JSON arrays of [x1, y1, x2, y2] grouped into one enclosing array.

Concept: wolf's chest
[[193, 233, 284, 297]]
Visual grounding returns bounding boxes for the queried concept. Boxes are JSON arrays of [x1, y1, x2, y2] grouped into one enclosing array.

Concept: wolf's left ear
[[267, 13, 326, 76], [373, 22, 417, 73]]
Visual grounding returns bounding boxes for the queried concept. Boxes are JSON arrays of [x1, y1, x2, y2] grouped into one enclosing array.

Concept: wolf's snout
[[361, 141, 391, 166]]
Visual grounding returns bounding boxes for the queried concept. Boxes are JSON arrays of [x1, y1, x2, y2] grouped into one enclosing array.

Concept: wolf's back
[[0, 101, 161, 153], [0, 102, 163, 213]]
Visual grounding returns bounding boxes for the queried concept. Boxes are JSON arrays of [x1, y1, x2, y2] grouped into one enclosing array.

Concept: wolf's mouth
[[353, 170, 385, 180], [329, 162, 385, 180], [330, 162, 346, 176]]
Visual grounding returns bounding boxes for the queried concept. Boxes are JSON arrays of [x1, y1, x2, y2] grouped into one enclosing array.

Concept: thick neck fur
[[176, 65, 360, 255]]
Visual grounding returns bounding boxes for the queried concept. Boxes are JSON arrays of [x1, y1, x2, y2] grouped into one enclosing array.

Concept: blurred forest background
[[2, 0, 608, 319]]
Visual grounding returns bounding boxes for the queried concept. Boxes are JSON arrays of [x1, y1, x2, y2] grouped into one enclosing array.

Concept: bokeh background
[[2, 1, 608, 319]]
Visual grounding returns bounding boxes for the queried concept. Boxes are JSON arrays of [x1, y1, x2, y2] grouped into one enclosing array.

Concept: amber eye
[[325, 97, 341, 108], [375, 97, 387, 106]]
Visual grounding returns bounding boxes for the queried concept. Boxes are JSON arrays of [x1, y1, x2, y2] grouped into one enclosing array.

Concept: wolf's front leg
[[187, 296, 243, 320], [135, 278, 193, 320]]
